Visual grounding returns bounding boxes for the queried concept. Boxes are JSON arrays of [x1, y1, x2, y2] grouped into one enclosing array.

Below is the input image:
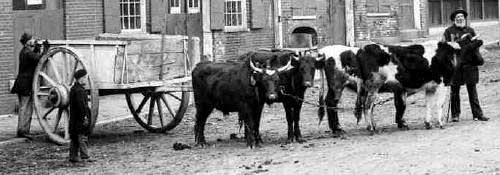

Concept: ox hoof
[[424, 122, 432, 130], [331, 129, 346, 138], [397, 121, 409, 130], [296, 138, 307, 144], [194, 142, 208, 148]]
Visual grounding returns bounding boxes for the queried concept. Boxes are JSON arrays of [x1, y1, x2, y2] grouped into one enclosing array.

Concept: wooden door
[[13, 0, 64, 75], [400, 0, 415, 29]]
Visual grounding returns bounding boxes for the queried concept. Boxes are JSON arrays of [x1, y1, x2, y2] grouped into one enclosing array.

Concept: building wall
[[353, 0, 428, 46], [64, 0, 103, 39], [212, 0, 276, 61], [0, 0, 15, 114], [280, 0, 347, 47]]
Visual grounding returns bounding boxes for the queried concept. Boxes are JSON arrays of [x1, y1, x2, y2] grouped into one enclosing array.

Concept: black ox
[[250, 49, 325, 143], [191, 55, 292, 148]]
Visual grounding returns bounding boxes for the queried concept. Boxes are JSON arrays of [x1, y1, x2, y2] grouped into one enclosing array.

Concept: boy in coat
[[69, 69, 93, 163]]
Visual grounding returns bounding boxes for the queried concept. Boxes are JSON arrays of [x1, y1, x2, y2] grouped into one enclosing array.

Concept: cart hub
[[48, 85, 70, 108]]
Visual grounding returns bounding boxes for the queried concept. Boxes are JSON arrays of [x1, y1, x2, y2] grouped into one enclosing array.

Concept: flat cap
[[74, 69, 87, 79]]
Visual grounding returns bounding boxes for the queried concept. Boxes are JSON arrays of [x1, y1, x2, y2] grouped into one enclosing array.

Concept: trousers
[[450, 84, 483, 118], [17, 94, 33, 136], [69, 134, 89, 162]]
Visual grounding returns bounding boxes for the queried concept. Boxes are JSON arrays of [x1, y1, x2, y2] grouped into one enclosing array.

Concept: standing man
[[442, 8, 489, 122], [69, 69, 92, 163], [11, 33, 49, 138]]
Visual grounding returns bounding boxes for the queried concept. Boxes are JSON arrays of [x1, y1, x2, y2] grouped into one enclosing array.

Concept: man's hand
[[447, 42, 461, 49], [83, 116, 90, 128]]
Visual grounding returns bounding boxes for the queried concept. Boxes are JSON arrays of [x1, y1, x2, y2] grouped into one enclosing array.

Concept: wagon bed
[[32, 35, 199, 144]]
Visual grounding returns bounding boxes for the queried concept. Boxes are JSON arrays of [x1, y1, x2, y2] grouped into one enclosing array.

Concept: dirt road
[[1, 30, 500, 174]]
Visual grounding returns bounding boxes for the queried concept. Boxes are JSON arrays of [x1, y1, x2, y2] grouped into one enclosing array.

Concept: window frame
[[170, 0, 181, 14], [187, 0, 200, 14], [119, 0, 146, 33], [366, 0, 391, 13], [224, 0, 248, 32]]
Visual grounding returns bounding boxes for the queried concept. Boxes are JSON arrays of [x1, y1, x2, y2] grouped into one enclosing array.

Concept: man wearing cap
[[442, 8, 489, 122], [69, 69, 93, 163], [11, 33, 49, 138]]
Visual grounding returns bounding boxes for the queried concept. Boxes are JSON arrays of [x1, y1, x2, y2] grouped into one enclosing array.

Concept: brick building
[[0, 0, 499, 115]]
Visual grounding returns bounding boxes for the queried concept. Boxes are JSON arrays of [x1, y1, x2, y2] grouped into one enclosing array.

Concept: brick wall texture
[[64, 0, 104, 39], [281, 0, 335, 47], [212, 0, 275, 61], [0, 0, 15, 114]]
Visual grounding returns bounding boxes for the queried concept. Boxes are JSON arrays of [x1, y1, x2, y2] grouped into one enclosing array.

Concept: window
[[170, 0, 181, 14], [224, 0, 247, 32], [13, 0, 46, 10], [188, 0, 200, 13], [366, 0, 391, 13], [120, 0, 146, 32]]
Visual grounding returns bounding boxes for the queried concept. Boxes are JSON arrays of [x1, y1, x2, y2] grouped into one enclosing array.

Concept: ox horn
[[277, 58, 293, 72], [249, 58, 263, 73]]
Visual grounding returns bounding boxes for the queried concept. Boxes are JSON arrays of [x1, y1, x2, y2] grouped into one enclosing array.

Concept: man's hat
[[74, 69, 87, 79], [450, 8, 468, 21], [19, 33, 32, 45]]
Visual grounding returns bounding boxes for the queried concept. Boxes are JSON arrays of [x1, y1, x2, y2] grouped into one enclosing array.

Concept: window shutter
[[104, 0, 121, 33], [211, 0, 224, 30], [151, 0, 167, 33], [251, 0, 266, 29]]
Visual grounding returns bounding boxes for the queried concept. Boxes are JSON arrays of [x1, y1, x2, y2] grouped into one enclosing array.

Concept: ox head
[[249, 57, 293, 101], [294, 51, 325, 88]]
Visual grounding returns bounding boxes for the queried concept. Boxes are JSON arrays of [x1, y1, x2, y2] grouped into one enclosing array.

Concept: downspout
[[274, 0, 283, 49]]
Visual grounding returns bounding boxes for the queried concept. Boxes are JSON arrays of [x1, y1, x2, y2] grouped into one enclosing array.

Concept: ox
[[191, 55, 292, 148], [318, 41, 470, 134], [317, 45, 361, 135], [241, 49, 323, 143]]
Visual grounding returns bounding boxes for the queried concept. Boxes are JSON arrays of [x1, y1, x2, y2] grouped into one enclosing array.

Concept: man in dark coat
[[69, 69, 92, 163], [442, 8, 489, 122], [10, 33, 49, 137]]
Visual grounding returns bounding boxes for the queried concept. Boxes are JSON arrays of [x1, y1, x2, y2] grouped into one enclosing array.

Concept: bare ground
[[1, 30, 500, 175]]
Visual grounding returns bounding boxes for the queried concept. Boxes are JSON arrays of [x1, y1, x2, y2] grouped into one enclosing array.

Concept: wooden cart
[[32, 35, 199, 145]]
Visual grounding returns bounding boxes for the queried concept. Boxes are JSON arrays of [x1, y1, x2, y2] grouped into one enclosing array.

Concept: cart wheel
[[32, 46, 99, 145], [125, 90, 189, 133]]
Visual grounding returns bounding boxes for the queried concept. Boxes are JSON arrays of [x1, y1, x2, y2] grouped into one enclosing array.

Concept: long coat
[[443, 25, 482, 85], [11, 47, 42, 96], [69, 82, 91, 135]]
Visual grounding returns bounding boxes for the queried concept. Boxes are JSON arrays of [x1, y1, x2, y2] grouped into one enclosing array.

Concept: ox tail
[[318, 69, 326, 125]]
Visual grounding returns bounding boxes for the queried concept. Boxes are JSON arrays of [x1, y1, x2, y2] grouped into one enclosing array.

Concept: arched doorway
[[290, 27, 318, 47]]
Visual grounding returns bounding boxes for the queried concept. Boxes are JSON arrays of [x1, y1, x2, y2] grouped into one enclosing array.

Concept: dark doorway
[[291, 27, 318, 48]]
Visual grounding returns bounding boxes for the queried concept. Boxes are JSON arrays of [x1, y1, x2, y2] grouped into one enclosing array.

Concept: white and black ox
[[191, 53, 293, 148], [318, 40, 479, 134]]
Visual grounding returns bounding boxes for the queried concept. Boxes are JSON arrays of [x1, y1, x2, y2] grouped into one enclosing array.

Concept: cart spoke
[[136, 94, 151, 114], [166, 92, 182, 102], [42, 106, 57, 120], [36, 92, 50, 96], [63, 109, 70, 140], [68, 60, 79, 85], [48, 58, 63, 83], [53, 108, 64, 132], [161, 95, 175, 118], [148, 96, 155, 125], [156, 98, 164, 128], [39, 72, 58, 86]]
